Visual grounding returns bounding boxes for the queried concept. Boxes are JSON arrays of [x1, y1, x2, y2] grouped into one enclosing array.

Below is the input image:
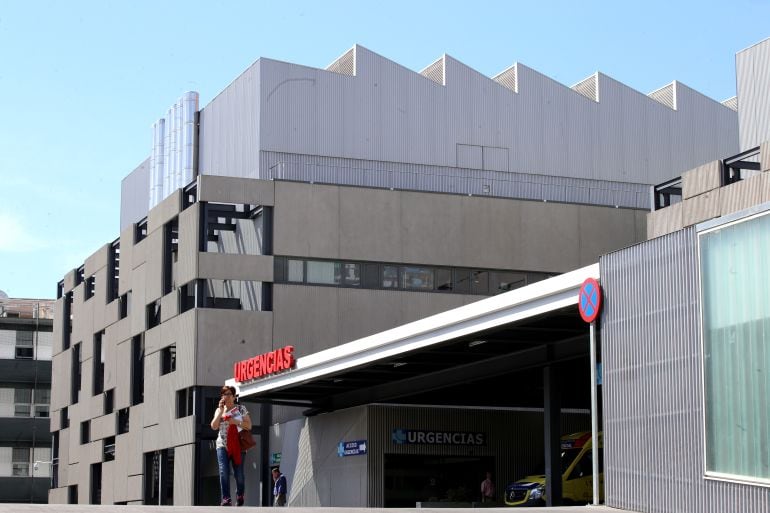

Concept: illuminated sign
[[233, 346, 295, 383]]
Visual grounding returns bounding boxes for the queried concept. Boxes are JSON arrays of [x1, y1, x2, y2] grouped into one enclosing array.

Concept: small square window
[[161, 345, 177, 375]]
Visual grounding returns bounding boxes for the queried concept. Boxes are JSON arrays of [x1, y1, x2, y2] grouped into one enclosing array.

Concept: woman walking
[[211, 385, 252, 506]]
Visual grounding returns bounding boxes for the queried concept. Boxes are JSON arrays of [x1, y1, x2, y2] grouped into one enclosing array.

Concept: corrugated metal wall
[[600, 227, 770, 512], [249, 46, 737, 186], [737, 38, 770, 150], [366, 405, 591, 507]]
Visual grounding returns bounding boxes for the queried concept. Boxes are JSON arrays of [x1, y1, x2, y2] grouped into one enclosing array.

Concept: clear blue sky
[[1, 0, 769, 299]]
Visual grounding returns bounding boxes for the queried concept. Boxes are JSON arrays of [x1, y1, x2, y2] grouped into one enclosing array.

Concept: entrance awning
[[230, 264, 599, 413]]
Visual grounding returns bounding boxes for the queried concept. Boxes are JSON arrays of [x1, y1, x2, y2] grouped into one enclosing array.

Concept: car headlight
[[529, 484, 545, 501]]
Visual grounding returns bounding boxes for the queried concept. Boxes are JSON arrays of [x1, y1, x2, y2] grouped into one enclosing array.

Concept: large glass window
[[700, 211, 770, 484]]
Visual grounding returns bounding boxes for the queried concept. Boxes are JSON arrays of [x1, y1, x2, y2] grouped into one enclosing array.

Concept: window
[[63, 293, 73, 350], [162, 218, 179, 295], [104, 389, 114, 414], [363, 263, 380, 288], [90, 463, 102, 504], [144, 449, 174, 505], [176, 387, 194, 418], [61, 406, 69, 429], [203, 279, 260, 310], [490, 271, 527, 294], [134, 218, 148, 243], [103, 436, 116, 462], [161, 345, 176, 375], [107, 240, 120, 303], [287, 259, 304, 282], [15, 330, 34, 359], [92, 331, 105, 395], [84, 275, 95, 301], [146, 301, 161, 330], [52, 432, 59, 488], [71, 342, 82, 404], [471, 270, 489, 295], [80, 420, 90, 444], [274, 257, 555, 296], [14, 388, 32, 417], [117, 408, 130, 434], [179, 281, 196, 313], [75, 266, 84, 286], [203, 202, 263, 255], [118, 291, 131, 319], [382, 265, 399, 288], [307, 260, 339, 285], [700, 211, 770, 484], [34, 388, 51, 417], [131, 335, 144, 405], [12, 448, 30, 477], [401, 266, 434, 290], [435, 268, 453, 291], [68, 485, 78, 504]]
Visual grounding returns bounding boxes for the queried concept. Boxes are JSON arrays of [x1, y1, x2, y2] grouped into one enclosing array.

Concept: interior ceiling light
[[468, 340, 487, 348], [392, 362, 407, 368]]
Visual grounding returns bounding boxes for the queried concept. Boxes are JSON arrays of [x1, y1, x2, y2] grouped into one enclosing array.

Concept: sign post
[[578, 277, 601, 507]]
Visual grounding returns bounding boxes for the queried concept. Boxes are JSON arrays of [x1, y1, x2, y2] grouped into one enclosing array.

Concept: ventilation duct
[[493, 64, 518, 93], [420, 57, 445, 85], [326, 47, 356, 76], [648, 82, 676, 110], [721, 96, 738, 111], [149, 91, 199, 209], [572, 73, 599, 102]]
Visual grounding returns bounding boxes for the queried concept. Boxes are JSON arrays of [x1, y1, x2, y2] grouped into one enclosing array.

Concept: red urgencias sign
[[233, 346, 295, 383]]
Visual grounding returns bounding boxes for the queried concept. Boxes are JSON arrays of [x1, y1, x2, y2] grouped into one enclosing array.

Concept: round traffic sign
[[578, 278, 602, 323]]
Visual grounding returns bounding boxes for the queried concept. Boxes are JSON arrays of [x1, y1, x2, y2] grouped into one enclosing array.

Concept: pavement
[[0, 505, 637, 513]]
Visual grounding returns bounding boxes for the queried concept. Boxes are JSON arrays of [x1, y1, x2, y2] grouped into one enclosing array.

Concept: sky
[[1, 0, 770, 299]]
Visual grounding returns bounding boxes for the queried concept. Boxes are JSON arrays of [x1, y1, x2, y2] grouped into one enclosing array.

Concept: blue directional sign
[[338, 440, 367, 457]]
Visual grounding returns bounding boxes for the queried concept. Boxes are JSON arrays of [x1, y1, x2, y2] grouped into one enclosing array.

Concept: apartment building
[[0, 297, 53, 503]]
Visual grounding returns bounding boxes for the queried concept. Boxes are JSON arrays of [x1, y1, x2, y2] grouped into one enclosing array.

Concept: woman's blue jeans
[[217, 447, 245, 500]]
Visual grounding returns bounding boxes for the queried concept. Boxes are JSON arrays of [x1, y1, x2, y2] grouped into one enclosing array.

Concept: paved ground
[[0, 505, 637, 513]]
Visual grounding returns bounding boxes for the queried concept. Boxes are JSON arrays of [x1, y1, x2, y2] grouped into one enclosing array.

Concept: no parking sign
[[578, 277, 602, 323]]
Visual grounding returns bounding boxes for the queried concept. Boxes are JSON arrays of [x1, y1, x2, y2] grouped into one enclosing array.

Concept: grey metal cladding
[[120, 157, 150, 230], [199, 44, 737, 188], [198, 58, 262, 180], [737, 38, 770, 150], [600, 227, 770, 513]]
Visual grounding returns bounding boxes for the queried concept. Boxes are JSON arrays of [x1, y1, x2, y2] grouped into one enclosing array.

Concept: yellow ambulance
[[504, 431, 603, 506]]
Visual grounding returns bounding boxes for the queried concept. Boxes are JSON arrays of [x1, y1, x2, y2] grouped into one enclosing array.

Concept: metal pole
[[589, 320, 599, 505]]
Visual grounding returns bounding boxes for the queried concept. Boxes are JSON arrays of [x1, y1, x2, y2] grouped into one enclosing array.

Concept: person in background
[[481, 471, 495, 503], [272, 467, 288, 506], [211, 385, 252, 506]]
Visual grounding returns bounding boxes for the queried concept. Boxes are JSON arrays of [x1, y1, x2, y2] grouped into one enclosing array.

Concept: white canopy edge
[[230, 263, 599, 399]]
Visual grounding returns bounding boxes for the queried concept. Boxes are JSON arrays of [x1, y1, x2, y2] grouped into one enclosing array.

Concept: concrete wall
[[273, 181, 646, 272], [647, 146, 770, 239]]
